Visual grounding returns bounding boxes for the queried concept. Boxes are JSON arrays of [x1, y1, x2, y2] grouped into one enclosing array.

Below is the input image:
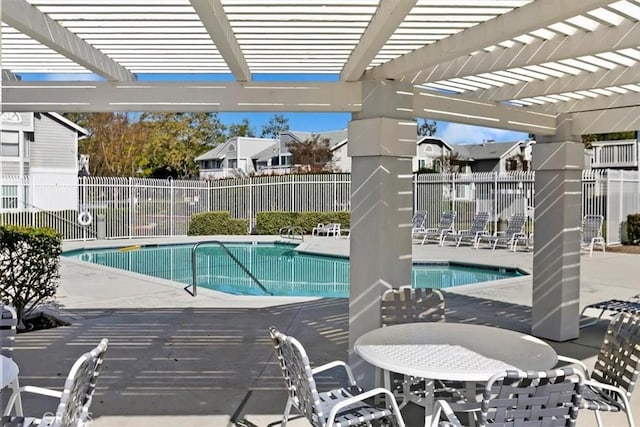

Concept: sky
[[19, 72, 529, 144]]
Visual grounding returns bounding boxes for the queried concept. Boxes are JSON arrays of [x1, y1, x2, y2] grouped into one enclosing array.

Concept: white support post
[[532, 114, 583, 341], [348, 80, 416, 388]]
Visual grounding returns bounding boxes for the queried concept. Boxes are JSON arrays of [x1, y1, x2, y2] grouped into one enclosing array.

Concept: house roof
[[253, 142, 281, 162], [451, 141, 522, 161], [47, 112, 88, 137], [194, 143, 226, 162], [417, 136, 454, 152]]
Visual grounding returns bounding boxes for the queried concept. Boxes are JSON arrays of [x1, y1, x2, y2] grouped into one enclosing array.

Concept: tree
[[418, 119, 437, 136], [261, 114, 290, 138], [506, 152, 530, 171], [287, 134, 333, 172], [419, 151, 463, 173], [582, 131, 636, 148], [140, 112, 213, 179], [74, 112, 148, 177], [228, 118, 255, 138]]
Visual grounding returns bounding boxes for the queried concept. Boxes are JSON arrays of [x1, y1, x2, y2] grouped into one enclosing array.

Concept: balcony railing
[[591, 140, 638, 169]]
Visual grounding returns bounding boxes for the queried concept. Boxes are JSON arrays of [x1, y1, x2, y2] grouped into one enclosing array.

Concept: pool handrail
[[278, 225, 304, 241], [187, 240, 273, 297]]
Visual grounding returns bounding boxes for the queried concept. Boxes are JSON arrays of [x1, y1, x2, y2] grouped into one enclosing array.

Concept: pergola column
[[532, 114, 583, 341], [347, 80, 416, 385]]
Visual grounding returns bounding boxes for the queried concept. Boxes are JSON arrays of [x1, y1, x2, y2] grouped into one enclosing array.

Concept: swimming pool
[[65, 242, 525, 297]]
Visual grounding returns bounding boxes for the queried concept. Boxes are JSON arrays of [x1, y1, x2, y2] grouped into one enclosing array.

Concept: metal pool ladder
[[186, 240, 272, 297]]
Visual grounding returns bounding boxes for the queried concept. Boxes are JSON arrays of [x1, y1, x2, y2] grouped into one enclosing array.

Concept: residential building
[[1, 112, 87, 211]]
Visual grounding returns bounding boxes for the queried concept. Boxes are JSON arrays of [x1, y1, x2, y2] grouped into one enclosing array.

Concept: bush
[[0, 225, 62, 326], [628, 213, 640, 244], [188, 211, 248, 235], [256, 211, 351, 234]]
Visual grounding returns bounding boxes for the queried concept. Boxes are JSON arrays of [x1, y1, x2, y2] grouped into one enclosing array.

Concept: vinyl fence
[[1, 170, 638, 244]]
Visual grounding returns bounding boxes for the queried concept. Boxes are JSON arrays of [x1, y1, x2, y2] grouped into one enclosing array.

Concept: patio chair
[[581, 214, 606, 256], [312, 223, 341, 237], [452, 212, 490, 248], [433, 368, 584, 427], [268, 326, 405, 427], [380, 287, 446, 407], [411, 210, 428, 239], [2, 338, 109, 426], [477, 213, 526, 251], [2, 305, 23, 416], [558, 312, 640, 427], [418, 210, 457, 246]]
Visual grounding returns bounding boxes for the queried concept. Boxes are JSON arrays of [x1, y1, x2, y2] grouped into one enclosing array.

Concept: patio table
[[354, 322, 557, 426], [1, 355, 23, 416]]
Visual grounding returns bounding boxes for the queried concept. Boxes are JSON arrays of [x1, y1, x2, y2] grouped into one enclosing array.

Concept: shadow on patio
[[10, 295, 610, 426]]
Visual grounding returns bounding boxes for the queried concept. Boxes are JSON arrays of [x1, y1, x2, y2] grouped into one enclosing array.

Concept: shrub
[[0, 225, 62, 326], [628, 213, 640, 244], [188, 211, 248, 235], [256, 211, 351, 234]]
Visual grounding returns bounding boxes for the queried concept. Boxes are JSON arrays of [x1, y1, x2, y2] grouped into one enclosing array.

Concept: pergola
[[2, 0, 639, 379]]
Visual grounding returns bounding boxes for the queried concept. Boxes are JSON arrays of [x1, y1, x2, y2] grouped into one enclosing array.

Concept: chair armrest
[[424, 228, 438, 233], [557, 355, 590, 377], [431, 399, 464, 427], [4, 386, 63, 416], [327, 387, 404, 427], [585, 379, 627, 396], [312, 360, 357, 386]]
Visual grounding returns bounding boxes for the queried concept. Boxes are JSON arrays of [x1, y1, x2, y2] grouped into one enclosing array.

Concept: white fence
[[0, 171, 638, 244]]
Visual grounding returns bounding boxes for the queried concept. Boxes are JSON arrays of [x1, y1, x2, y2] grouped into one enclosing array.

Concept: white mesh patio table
[[354, 322, 557, 426]]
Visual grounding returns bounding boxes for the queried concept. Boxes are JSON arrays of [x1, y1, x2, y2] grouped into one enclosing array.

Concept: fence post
[[128, 177, 133, 239], [170, 178, 175, 236], [334, 173, 338, 211], [493, 172, 498, 234], [413, 174, 417, 214], [248, 176, 253, 233], [208, 179, 212, 212]]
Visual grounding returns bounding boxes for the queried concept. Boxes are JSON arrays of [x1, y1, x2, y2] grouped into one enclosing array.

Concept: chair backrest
[[412, 210, 427, 230], [582, 215, 604, 243], [380, 286, 445, 326], [591, 312, 640, 399], [269, 326, 324, 426], [324, 223, 340, 232], [479, 368, 584, 427], [51, 338, 109, 427], [436, 210, 456, 231], [504, 213, 526, 237], [1, 305, 17, 358], [469, 212, 490, 233]]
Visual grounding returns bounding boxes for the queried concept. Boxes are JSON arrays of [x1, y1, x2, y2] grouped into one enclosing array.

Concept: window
[[2, 186, 18, 209], [1, 131, 19, 157], [24, 131, 34, 158]]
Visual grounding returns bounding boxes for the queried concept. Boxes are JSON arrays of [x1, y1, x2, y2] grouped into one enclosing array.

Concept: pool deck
[[5, 235, 640, 426]]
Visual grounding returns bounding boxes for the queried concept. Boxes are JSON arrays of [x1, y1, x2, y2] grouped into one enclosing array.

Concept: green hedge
[[188, 211, 248, 235], [628, 213, 640, 244], [255, 211, 351, 235], [0, 225, 62, 325]]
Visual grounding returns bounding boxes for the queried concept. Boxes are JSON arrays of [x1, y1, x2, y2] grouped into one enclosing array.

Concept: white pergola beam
[[1, 81, 363, 112], [413, 88, 556, 135], [189, 0, 251, 82], [525, 92, 640, 114], [340, 0, 416, 81], [365, 0, 611, 81], [473, 61, 640, 101], [573, 105, 640, 134], [419, 20, 640, 85], [1, 0, 135, 81]]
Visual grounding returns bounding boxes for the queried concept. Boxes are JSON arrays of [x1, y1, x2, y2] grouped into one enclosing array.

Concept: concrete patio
[[5, 235, 640, 426]]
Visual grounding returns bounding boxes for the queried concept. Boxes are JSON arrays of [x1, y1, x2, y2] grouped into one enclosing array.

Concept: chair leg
[[4, 378, 23, 416], [281, 397, 293, 427], [594, 410, 604, 427]]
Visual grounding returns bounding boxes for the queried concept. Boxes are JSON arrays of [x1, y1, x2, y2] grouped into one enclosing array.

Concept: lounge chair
[[433, 368, 584, 427], [581, 214, 606, 256], [312, 222, 341, 237], [558, 312, 640, 427], [580, 293, 640, 329], [452, 211, 490, 248], [411, 210, 428, 239], [418, 210, 456, 246], [268, 326, 405, 427], [2, 338, 109, 426], [477, 213, 526, 250]]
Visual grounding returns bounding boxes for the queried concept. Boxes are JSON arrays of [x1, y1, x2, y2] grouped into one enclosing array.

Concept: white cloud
[[436, 122, 528, 144]]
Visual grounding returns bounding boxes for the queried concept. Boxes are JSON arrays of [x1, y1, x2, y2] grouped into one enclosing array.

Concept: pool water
[[65, 243, 525, 297]]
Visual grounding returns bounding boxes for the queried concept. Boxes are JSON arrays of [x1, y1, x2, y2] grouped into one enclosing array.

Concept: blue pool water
[[64, 243, 525, 297]]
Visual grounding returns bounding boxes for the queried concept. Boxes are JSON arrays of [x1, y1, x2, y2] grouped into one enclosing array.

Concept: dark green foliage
[[628, 214, 640, 244], [0, 225, 62, 325], [256, 211, 350, 234], [188, 211, 248, 235]]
